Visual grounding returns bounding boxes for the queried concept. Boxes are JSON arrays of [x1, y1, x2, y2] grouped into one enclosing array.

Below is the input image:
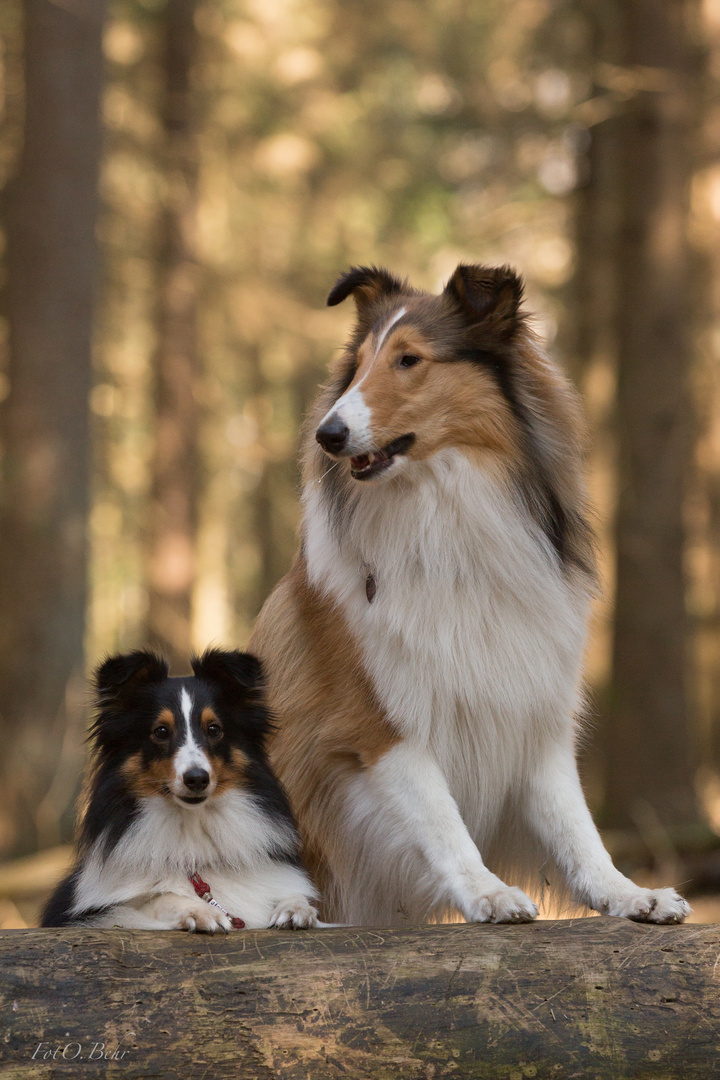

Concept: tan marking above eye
[[201, 707, 224, 740], [151, 708, 176, 742]]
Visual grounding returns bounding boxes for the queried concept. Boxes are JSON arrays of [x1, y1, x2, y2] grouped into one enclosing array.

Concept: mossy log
[[0, 917, 718, 1079]]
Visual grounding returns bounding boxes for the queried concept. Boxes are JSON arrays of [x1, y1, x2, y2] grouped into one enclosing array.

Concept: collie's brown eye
[[207, 723, 223, 742], [399, 354, 421, 368], [152, 724, 171, 742]]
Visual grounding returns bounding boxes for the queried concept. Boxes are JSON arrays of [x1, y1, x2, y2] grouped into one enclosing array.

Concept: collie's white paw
[[606, 887, 691, 924], [466, 885, 539, 924], [177, 903, 232, 934], [269, 895, 319, 929]]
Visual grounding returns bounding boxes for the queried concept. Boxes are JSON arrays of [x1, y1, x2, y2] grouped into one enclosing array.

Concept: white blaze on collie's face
[[315, 298, 522, 483], [319, 306, 407, 461]]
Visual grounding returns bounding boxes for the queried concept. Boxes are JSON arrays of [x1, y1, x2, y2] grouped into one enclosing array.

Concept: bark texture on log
[[0, 918, 717, 1078]]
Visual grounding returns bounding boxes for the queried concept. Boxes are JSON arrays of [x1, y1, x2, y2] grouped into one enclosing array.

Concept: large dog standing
[[250, 263, 690, 926]]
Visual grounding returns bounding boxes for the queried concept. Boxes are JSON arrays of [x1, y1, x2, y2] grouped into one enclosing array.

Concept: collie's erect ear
[[95, 650, 169, 701], [192, 649, 264, 695], [443, 264, 524, 341], [327, 265, 405, 309]]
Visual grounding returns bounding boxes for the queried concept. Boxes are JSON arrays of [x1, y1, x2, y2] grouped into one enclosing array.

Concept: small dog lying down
[[42, 649, 319, 932]]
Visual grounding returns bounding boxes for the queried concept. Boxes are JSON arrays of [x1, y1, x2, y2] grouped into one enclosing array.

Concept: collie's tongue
[[351, 450, 386, 471]]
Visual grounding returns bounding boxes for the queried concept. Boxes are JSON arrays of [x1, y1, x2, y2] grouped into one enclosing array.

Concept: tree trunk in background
[[0, 0, 106, 855], [606, 0, 700, 831], [695, 5, 720, 787], [146, 0, 201, 672], [570, 4, 623, 384]]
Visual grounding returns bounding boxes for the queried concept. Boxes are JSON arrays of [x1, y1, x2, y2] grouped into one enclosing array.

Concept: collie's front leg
[[525, 732, 690, 923], [359, 744, 538, 924]]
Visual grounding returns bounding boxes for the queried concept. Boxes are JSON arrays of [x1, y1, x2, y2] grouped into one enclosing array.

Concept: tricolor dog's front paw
[[605, 887, 691, 924], [176, 902, 232, 934], [269, 895, 319, 929], [465, 884, 539, 924]]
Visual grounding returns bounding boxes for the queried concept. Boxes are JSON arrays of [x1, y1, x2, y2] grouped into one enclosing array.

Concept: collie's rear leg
[[353, 743, 538, 924], [524, 731, 690, 923]]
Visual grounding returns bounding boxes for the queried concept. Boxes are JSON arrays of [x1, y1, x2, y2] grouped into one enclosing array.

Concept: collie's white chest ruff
[[305, 451, 587, 839]]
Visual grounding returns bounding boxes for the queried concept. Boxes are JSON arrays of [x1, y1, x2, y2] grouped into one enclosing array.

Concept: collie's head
[[89, 648, 269, 812], [309, 262, 594, 575]]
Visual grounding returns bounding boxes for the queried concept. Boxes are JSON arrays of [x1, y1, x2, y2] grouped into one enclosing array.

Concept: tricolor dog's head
[[91, 649, 268, 810], [315, 263, 527, 481]]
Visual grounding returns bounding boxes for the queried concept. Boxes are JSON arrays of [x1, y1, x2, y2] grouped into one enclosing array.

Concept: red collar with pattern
[[189, 872, 245, 929]]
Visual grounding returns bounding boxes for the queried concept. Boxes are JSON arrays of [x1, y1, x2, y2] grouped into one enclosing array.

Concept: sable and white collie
[[42, 649, 318, 932], [249, 263, 690, 926]]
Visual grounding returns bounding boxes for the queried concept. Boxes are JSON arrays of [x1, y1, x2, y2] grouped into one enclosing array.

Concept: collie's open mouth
[[350, 433, 415, 480], [177, 794, 208, 805]]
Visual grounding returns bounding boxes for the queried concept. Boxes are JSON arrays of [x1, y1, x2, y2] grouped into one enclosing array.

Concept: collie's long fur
[[42, 649, 318, 931], [249, 263, 690, 926]]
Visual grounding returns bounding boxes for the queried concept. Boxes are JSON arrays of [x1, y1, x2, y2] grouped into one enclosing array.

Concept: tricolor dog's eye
[[207, 723, 223, 742], [151, 724, 171, 743], [398, 354, 422, 368]]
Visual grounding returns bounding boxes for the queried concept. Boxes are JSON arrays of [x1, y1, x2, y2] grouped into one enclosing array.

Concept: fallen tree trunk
[[0, 917, 717, 1078]]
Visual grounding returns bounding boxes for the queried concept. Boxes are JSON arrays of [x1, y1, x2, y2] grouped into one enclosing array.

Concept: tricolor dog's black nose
[[183, 767, 210, 792], [316, 415, 349, 455]]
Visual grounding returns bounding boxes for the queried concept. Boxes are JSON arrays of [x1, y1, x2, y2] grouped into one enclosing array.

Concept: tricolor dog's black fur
[[42, 649, 318, 932]]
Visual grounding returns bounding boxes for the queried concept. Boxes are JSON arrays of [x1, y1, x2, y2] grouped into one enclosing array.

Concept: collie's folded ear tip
[[326, 264, 405, 308], [326, 265, 378, 307], [326, 268, 353, 306], [95, 649, 169, 695]]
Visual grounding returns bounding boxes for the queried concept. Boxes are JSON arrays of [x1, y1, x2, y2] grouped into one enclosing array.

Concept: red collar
[[189, 872, 245, 929]]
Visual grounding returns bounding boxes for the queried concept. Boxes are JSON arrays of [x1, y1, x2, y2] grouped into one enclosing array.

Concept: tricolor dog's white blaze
[[319, 306, 407, 453], [172, 687, 213, 798]]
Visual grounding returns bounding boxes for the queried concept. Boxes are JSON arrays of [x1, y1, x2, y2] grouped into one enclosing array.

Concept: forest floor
[[2, 844, 719, 928]]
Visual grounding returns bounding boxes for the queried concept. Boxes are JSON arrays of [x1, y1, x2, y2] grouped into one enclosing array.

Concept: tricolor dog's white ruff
[[250, 263, 690, 926]]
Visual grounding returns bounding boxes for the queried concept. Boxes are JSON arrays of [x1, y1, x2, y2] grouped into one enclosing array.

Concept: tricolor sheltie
[[249, 263, 690, 926], [42, 649, 318, 931]]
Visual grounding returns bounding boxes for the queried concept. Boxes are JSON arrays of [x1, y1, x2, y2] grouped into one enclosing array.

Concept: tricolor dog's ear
[[192, 649, 264, 695], [193, 650, 268, 744], [444, 264, 524, 341], [327, 265, 406, 310], [95, 650, 169, 702]]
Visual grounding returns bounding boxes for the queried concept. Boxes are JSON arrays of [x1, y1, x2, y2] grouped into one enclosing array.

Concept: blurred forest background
[[2, 0, 720, 925]]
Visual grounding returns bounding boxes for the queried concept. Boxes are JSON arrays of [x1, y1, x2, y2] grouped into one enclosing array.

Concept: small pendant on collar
[[365, 573, 377, 604]]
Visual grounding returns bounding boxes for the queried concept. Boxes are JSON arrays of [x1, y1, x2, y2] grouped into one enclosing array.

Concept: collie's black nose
[[316, 415, 349, 455], [183, 767, 210, 792]]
